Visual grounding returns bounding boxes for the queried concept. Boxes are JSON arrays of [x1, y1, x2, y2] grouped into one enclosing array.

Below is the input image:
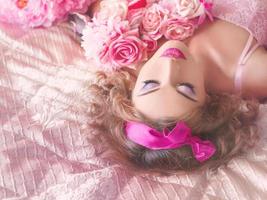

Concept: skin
[[132, 19, 267, 119], [90, 1, 267, 120], [132, 40, 207, 120]]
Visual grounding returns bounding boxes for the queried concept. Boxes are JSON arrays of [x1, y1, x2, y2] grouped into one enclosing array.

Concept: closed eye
[[176, 83, 196, 99], [140, 80, 160, 94], [138, 81, 197, 102]]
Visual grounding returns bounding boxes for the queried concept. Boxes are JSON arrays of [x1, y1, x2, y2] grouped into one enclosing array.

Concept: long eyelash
[[179, 82, 194, 89], [143, 80, 159, 84], [179, 82, 196, 95]]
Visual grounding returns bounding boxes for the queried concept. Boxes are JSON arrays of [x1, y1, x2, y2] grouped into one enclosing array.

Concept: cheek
[[131, 86, 138, 100], [199, 93, 207, 105], [195, 82, 207, 105], [132, 80, 142, 101]]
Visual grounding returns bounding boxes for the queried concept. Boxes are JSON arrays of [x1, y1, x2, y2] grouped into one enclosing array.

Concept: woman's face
[[132, 40, 207, 120]]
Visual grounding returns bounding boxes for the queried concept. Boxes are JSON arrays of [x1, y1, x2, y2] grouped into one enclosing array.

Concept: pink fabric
[[212, 0, 267, 91], [1, 3, 267, 199], [213, 0, 267, 46], [125, 121, 216, 162], [234, 34, 260, 92]]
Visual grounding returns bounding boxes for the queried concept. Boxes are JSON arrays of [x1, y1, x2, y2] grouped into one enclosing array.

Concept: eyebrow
[[137, 88, 198, 102]]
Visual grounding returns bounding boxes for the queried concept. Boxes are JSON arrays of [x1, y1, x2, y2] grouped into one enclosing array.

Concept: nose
[[159, 59, 181, 86]]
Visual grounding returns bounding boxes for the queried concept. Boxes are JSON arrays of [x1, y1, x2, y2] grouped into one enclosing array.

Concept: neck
[[185, 19, 237, 93]]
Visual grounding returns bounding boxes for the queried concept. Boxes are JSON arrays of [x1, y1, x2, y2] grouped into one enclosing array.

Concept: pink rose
[[109, 30, 147, 68], [161, 18, 196, 40], [141, 4, 168, 40], [82, 20, 142, 70], [141, 34, 158, 53], [127, 8, 145, 29]]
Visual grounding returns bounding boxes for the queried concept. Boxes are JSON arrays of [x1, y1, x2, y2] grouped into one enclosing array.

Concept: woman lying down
[[3, 0, 267, 173], [76, 0, 267, 174]]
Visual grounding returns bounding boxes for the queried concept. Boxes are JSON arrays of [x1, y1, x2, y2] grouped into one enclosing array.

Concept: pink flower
[[108, 30, 147, 69], [54, 0, 95, 20], [127, 8, 145, 29], [0, 0, 95, 28], [80, 0, 212, 71], [141, 34, 158, 53], [141, 3, 168, 40], [0, 0, 54, 27], [82, 19, 142, 70], [81, 20, 114, 64], [161, 18, 196, 40]]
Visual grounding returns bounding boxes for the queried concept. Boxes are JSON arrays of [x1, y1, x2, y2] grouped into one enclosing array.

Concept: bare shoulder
[[242, 46, 267, 99]]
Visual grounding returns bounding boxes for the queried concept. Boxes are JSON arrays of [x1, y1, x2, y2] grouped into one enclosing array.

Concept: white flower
[[96, 0, 129, 21], [175, 0, 205, 18]]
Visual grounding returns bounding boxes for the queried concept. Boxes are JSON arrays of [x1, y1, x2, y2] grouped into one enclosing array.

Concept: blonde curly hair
[[86, 69, 259, 174]]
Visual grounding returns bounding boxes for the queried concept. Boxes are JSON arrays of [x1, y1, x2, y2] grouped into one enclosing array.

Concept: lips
[[160, 48, 186, 60]]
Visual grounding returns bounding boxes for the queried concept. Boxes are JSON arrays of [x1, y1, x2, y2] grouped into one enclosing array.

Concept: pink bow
[[125, 121, 216, 162]]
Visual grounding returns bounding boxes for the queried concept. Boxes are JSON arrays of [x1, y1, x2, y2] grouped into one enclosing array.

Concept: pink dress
[[212, 0, 267, 91]]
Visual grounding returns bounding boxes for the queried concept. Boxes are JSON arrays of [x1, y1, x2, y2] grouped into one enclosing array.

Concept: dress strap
[[234, 33, 260, 93]]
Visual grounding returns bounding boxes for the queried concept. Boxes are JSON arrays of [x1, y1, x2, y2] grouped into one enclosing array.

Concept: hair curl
[[86, 70, 260, 175]]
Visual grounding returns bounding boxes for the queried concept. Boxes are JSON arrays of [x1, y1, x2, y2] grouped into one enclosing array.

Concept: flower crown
[[81, 0, 213, 71]]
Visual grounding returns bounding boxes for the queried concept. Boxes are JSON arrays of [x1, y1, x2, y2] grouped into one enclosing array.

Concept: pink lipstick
[[160, 48, 186, 60]]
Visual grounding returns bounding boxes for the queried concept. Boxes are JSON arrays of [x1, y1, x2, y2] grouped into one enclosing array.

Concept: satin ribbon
[[125, 121, 216, 162]]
